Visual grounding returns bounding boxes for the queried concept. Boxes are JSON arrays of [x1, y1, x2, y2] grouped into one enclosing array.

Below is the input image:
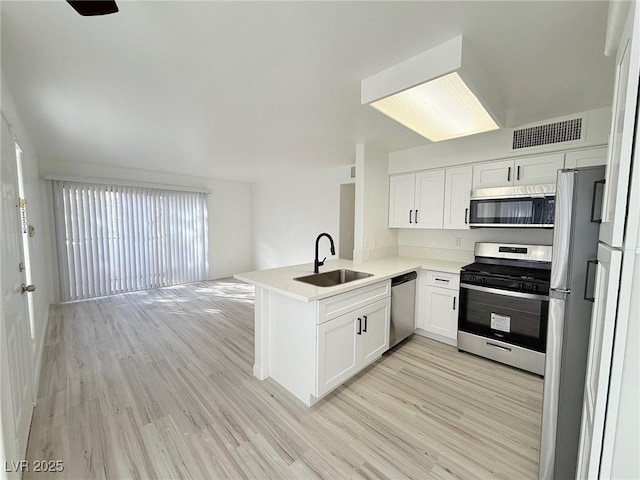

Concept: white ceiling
[[1, 1, 614, 182]]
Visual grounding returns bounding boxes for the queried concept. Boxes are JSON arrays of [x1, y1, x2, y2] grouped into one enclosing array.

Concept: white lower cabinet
[[317, 310, 360, 396], [416, 270, 459, 346], [423, 286, 458, 340], [316, 297, 390, 397], [360, 299, 391, 365], [258, 280, 392, 406]]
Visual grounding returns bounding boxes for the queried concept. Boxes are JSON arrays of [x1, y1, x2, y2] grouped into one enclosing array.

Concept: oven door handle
[[486, 342, 512, 352], [460, 283, 549, 301]]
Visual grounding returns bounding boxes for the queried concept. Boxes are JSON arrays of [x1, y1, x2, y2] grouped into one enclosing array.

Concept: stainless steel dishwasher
[[389, 271, 417, 348]]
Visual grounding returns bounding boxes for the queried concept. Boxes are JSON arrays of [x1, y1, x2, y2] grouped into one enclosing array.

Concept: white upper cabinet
[[414, 170, 445, 229], [472, 153, 565, 189], [514, 154, 565, 185], [564, 147, 607, 169], [599, 4, 639, 248], [389, 170, 444, 229], [388, 173, 416, 228], [443, 165, 473, 230], [472, 159, 514, 189]]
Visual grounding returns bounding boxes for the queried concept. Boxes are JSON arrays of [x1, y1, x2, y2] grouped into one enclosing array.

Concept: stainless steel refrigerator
[[539, 166, 606, 480]]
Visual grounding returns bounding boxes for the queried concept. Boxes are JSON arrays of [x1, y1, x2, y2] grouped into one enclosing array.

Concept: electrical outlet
[[454, 237, 461, 248]]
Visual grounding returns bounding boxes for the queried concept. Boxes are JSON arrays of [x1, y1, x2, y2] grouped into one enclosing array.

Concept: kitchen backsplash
[[398, 245, 474, 263], [398, 227, 555, 262]]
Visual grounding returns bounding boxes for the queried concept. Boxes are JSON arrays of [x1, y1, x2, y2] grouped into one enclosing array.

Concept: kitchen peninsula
[[235, 256, 464, 406]]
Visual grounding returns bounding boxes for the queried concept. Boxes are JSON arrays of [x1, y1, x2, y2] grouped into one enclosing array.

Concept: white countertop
[[234, 256, 467, 302]]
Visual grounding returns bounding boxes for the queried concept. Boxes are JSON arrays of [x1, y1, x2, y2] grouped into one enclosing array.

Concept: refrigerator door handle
[[583, 259, 598, 302], [540, 295, 567, 480], [550, 170, 575, 290], [590, 179, 605, 223]]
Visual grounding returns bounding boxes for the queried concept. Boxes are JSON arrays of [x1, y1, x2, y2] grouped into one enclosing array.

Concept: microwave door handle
[[535, 200, 542, 224]]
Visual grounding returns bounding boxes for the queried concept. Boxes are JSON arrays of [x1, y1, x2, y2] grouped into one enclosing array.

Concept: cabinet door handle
[[590, 179, 606, 223], [517, 165, 521, 181], [452, 297, 456, 310], [507, 166, 511, 182], [464, 207, 469, 224], [415, 210, 419, 224], [362, 315, 368, 333], [409, 209, 413, 224], [435, 278, 449, 284], [357, 317, 362, 335]]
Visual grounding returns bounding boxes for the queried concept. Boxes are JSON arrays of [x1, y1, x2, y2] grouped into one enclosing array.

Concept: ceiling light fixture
[[361, 35, 504, 142]]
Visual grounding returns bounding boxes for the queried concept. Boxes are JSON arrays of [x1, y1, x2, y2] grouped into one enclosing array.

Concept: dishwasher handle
[[391, 271, 417, 286]]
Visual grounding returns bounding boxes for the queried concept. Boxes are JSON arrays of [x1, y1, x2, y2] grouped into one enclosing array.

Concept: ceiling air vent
[[512, 118, 583, 150]]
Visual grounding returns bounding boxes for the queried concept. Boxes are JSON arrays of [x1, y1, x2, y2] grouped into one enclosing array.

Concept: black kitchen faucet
[[314, 233, 335, 273]]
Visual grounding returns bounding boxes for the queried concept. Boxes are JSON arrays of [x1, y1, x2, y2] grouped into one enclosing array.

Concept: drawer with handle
[[424, 271, 460, 290]]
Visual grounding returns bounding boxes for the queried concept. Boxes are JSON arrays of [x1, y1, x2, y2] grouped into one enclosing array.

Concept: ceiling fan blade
[[67, 1, 119, 16]]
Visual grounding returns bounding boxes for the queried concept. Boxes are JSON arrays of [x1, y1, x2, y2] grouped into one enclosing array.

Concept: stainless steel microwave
[[468, 184, 555, 228]]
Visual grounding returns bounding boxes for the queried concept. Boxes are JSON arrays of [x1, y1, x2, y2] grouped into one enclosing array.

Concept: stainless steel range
[[457, 242, 553, 375]]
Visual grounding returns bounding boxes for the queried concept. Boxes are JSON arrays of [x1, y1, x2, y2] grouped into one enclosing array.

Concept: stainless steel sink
[[294, 269, 373, 287]]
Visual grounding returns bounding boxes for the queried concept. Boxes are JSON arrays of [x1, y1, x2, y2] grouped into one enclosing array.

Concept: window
[[52, 181, 208, 301]]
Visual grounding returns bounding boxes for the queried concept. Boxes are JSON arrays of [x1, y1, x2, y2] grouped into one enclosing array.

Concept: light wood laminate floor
[[27, 279, 543, 479]]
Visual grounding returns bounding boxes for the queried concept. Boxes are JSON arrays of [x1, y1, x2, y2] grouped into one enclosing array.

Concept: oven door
[[458, 283, 549, 352]]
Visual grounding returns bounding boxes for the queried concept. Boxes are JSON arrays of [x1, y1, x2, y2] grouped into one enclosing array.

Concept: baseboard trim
[[253, 364, 270, 380]]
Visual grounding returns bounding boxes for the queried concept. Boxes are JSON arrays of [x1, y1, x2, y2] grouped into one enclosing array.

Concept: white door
[[599, 5, 639, 248], [1, 117, 35, 466], [576, 243, 623, 478], [360, 298, 391, 366], [388, 173, 415, 228], [443, 165, 472, 230], [414, 170, 444, 229], [316, 311, 359, 396], [424, 285, 458, 341], [472, 159, 513, 189], [513, 153, 564, 185]]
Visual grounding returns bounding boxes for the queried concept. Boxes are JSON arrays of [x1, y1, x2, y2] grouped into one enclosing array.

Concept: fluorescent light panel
[[370, 72, 499, 142]]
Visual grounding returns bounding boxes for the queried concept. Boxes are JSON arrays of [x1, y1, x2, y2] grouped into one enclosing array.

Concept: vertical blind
[[52, 181, 208, 301]]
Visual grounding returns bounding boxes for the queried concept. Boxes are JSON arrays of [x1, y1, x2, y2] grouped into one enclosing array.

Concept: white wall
[[1, 77, 50, 391], [251, 166, 353, 270], [38, 159, 253, 299], [354, 143, 398, 262]]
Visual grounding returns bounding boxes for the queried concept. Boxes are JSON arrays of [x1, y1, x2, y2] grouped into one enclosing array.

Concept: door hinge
[[18, 197, 27, 207]]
